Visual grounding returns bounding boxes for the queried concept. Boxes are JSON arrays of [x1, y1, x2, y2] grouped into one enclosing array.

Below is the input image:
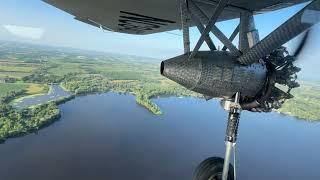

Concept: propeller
[[238, 0, 320, 65], [292, 30, 310, 57]]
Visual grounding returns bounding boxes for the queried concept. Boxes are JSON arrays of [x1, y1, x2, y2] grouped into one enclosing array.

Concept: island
[[0, 41, 319, 142]]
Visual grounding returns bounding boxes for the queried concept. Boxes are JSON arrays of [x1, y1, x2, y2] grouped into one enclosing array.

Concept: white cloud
[[3, 25, 44, 40]]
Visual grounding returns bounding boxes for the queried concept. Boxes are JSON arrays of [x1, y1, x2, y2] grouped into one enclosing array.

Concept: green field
[[0, 41, 319, 121], [48, 63, 86, 75], [0, 72, 31, 78], [0, 83, 29, 97], [0, 61, 38, 79], [0, 65, 35, 72], [0, 83, 48, 97]]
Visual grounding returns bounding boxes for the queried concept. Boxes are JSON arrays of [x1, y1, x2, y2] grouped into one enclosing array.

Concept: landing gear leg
[[193, 93, 240, 180], [222, 92, 241, 180]]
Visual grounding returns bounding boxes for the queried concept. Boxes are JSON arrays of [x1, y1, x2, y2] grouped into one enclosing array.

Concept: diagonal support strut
[[188, 0, 241, 57], [189, 0, 229, 59], [189, 9, 217, 51], [222, 24, 239, 51]]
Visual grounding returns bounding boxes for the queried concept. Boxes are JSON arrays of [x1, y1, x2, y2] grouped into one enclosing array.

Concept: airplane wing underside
[[43, 0, 308, 35]]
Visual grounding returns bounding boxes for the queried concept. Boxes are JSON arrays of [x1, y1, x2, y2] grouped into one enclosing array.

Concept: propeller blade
[[293, 30, 310, 57], [238, 0, 320, 65]]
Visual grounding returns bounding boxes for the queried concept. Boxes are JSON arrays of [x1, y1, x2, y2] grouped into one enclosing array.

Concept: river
[[13, 84, 71, 109], [1, 93, 319, 180]]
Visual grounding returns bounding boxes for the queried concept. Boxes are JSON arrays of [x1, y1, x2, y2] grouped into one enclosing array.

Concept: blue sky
[[0, 0, 319, 80]]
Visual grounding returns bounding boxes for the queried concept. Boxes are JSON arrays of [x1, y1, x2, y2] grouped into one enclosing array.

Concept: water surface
[[1, 93, 319, 180], [13, 84, 70, 109]]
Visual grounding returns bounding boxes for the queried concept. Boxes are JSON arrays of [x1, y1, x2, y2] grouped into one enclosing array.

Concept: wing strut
[[239, 11, 260, 52], [238, 0, 320, 65]]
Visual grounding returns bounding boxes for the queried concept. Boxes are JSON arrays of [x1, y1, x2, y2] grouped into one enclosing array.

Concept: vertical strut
[[239, 12, 250, 51], [239, 11, 259, 52], [180, 0, 190, 53], [223, 142, 234, 180], [247, 14, 260, 48]]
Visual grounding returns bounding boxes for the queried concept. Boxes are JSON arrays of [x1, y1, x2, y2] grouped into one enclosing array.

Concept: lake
[[0, 93, 319, 180]]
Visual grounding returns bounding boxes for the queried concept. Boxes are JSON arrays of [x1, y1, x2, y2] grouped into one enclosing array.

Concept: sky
[[0, 0, 320, 80]]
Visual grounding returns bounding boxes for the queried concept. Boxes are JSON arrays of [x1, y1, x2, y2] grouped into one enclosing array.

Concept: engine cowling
[[160, 51, 267, 99]]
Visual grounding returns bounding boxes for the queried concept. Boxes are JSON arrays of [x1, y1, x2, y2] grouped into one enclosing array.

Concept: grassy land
[[0, 41, 319, 122], [0, 72, 31, 78], [0, 83, 29, 97], [0, 83, 48, 98], [26, 83, 49, 94], [0, 65, 35, 73], [48, 63, 86, 75]]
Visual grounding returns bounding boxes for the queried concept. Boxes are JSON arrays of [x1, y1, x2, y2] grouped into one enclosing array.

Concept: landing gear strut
[[193, 93, 241, 180], [221, 92, 241, 180], [181, 0, 251, 179]]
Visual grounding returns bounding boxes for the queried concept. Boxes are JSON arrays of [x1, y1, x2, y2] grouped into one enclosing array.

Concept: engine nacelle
[[160, 51, 267, 99]]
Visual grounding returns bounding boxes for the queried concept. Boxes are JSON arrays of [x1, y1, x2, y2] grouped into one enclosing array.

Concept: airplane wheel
[[193, 157, 234, 180]]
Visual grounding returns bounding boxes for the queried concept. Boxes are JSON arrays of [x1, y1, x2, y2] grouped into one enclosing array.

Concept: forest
[[0, 99, 60, 142]]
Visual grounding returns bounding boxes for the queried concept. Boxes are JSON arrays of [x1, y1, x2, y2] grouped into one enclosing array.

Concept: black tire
[[193, 157, 234, 180]]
